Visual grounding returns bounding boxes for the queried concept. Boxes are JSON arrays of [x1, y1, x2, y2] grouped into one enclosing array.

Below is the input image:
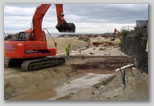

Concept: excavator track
[[4, 57, 23, 68], [4, 57, 65, 71], [21, 57, 65, 71]]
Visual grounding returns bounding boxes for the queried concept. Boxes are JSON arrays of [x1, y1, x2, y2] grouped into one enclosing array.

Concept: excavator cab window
[[23, 32, 30, 40], [18, 32, 30, 41]]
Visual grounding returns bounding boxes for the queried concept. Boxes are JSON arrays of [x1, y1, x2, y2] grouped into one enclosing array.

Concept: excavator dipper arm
[[55, 4, 75, 32]]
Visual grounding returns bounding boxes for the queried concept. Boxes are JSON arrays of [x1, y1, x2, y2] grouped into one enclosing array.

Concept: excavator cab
[[56, 22, 75, 32]]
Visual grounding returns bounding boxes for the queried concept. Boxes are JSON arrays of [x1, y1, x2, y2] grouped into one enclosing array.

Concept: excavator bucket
[[56, 23, 75, 32], [110, 38, 115, 41]]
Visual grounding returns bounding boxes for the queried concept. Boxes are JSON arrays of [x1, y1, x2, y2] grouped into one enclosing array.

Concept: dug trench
[[4, 57, 133, 100]]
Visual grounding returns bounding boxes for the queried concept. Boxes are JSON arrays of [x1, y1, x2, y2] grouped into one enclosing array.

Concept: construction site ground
[[4, 38, 148, 100], [4, 56, 148, 100], [58, 46, 127, 57]]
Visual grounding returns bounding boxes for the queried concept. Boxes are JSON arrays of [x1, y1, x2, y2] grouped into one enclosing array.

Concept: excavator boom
[[32, 4, 51, 41]]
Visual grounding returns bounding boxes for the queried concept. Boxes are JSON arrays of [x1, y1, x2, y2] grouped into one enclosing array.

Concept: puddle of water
[[49, 73, 114, 100]]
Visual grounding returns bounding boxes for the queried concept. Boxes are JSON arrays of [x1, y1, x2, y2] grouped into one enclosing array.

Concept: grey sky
[[4, 4, 148, 34]]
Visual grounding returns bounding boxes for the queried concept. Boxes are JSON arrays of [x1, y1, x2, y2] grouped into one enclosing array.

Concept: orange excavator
[[110, 28, 123, 41], [4, 4, 75, 71]]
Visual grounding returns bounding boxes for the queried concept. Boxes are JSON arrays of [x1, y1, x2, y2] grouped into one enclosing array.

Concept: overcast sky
[[4, 4, 148, 34]]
